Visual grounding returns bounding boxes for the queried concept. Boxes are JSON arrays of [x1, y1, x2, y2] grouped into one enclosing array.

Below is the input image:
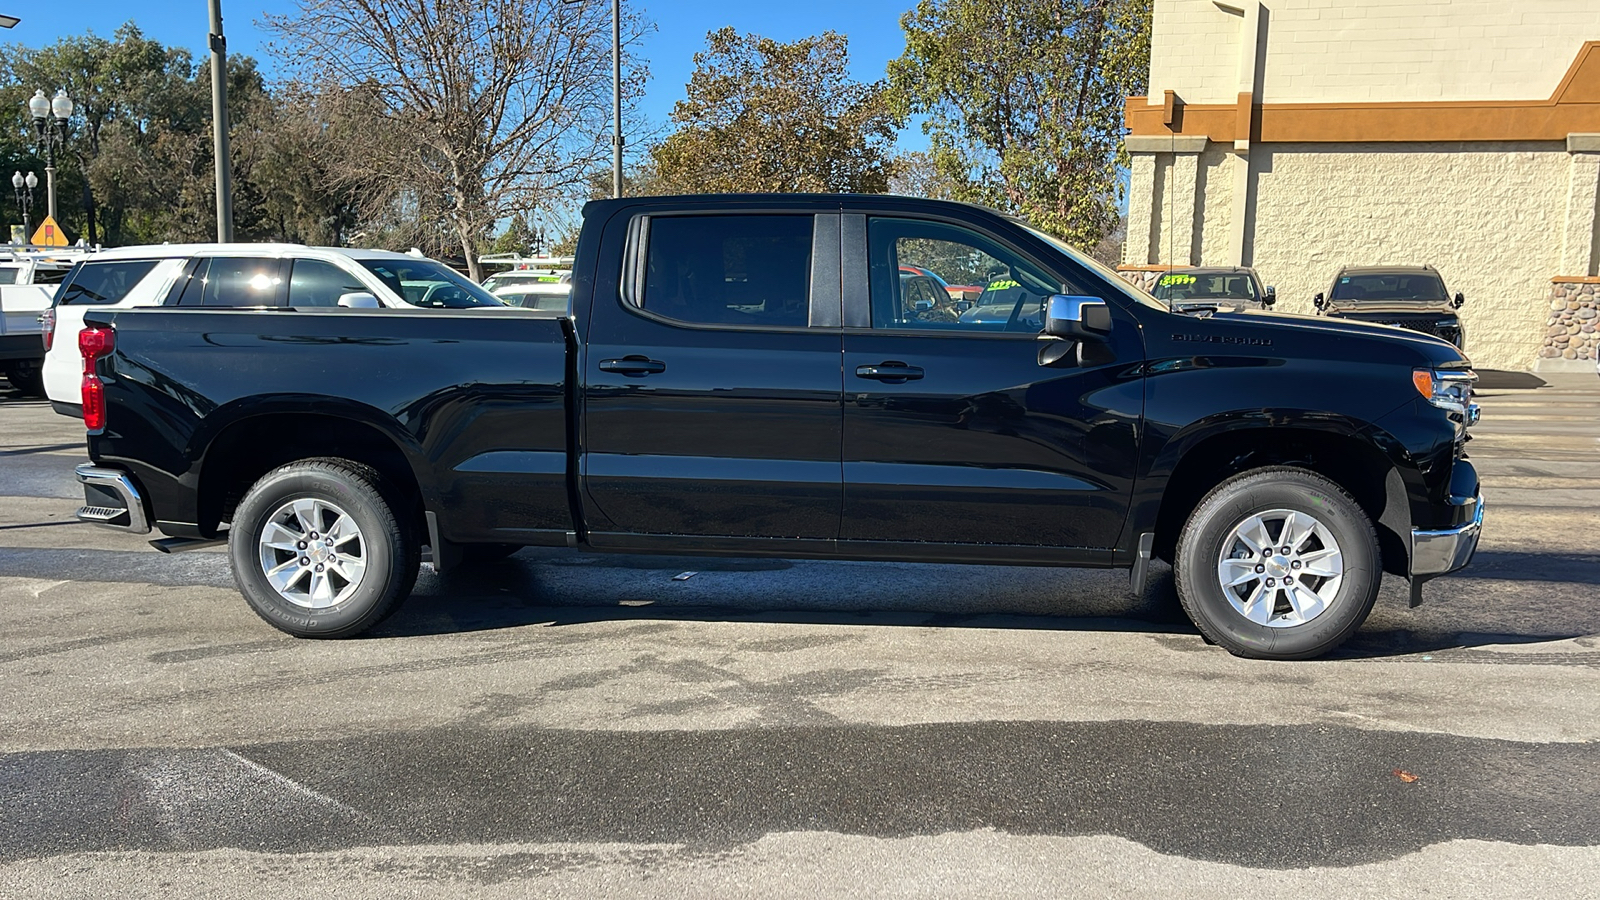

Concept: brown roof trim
[[1127, 40, 1600, 143]]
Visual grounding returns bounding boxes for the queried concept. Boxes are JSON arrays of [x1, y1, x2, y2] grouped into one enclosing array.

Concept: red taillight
[[41, 309, 55, 352], [79, 326, 114, 362], [82, 374, 105, 432], [80, 326, 115, 433]]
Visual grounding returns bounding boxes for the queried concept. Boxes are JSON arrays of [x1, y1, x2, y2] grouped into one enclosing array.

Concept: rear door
[[581, 203, 844, 551], [838, 209, 1144, 560]]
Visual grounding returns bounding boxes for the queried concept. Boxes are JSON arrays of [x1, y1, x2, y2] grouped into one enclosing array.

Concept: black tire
[[1174, 467, 1381, 660], [4, 362, 44, 397], [230, 458, 420, 638], [460, 543, 522, 564]]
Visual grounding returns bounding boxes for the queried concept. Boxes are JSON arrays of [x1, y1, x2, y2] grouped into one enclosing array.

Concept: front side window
[[639, 215, 813, 328], [55, 260, 161, 306], [868, 218, 1060, 333], [289, 259, 368, 307], [358, 259, 503, 308]]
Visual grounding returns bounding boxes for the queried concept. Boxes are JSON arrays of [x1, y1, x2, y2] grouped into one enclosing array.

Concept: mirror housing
[[1313, 291, 1326, 311], [1453, 292, 1465, 309], [1044, 295, 1111, 342], [1263, 286, 1276, 307], [337, 291, 381, 309]]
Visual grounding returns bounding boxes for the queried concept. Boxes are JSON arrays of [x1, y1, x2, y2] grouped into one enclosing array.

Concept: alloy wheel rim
[[1215, 508, 1344, 628], [257, 497, 367, 609]]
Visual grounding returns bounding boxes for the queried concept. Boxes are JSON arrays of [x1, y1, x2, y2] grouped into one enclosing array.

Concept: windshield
[[1330, 272, 1447, 303], [1153, 272, 1258, 304], [1021, 225, 1167, 311], [358, 259, 504, 308]]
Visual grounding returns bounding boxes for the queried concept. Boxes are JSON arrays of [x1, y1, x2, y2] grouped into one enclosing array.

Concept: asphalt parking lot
[[1, 372, 1598, 898]]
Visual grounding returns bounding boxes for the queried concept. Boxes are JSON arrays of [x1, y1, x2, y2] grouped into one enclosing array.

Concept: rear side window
[[640, 215, 813, 327], [177, 257, 284, 307], [288, 259, 368, 307], [56, 260, 161, 305], [32, 266, 71, 285], [0, 267, 19, 285]]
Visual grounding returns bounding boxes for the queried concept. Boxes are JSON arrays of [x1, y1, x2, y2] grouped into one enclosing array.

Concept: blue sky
[[2, 0, 929, 148]]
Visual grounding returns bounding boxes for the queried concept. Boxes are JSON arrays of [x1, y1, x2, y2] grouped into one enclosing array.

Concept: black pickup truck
[[70, 194, 1483, 660]]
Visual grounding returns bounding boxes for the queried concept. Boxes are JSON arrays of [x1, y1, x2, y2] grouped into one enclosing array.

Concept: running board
[[150, 536, 227, 553]]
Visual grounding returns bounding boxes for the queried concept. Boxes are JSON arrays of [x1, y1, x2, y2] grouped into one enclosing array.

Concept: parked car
[[1314, 265, 1466, 350], [0, 248, 87, 395], [482, 270, 573, 311], [68, 194, 1482, 661], [1151, 267, 1276, 312], [42, 244, 504, 415]]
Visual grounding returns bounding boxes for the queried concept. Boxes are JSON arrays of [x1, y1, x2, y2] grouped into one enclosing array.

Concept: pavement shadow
[[1474, 369, 1547, 390], [368, 555, 1201, 641]]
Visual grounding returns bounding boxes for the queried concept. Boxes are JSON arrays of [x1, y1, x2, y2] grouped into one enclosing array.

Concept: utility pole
[[208, 0, 234, 242], [611, 0, 622, 198]]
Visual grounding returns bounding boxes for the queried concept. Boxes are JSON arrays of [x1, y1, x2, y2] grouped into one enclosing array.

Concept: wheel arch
[[194, 404, 434, 539], [1151, 422, 1412, 578]]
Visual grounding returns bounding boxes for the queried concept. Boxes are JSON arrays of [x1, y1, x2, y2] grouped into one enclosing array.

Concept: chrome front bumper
[[1411, 493, 1484, 578], [75, 464, 151, 534]]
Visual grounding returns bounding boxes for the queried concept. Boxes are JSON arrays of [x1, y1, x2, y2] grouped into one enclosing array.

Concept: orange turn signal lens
[[1412, 369, 1435, 399]]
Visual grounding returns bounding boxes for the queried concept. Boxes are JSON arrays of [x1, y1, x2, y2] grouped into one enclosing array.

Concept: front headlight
[[1413, 368, 1479, 428]]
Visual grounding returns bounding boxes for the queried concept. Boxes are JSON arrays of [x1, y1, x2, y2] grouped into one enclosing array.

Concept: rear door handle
[[855, 362, 924, 383], [599, 356, 666, 376]]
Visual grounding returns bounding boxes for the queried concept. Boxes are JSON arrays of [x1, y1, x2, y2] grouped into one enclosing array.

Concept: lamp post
[[26, 88, 72, 223], [208, 0, 233, 241], [11, 171, 36, 242], [563, 0, 622, 198]]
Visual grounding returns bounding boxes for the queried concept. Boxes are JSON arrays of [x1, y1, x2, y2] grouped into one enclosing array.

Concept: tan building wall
[[1126, 1, 1600, 371], [1149, 0, 1600, 105]]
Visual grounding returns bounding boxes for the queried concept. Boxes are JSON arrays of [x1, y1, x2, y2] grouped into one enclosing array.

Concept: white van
[[43, 243, 506, 415]]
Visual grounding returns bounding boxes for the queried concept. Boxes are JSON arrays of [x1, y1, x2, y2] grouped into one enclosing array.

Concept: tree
[[888, 0, 1151, 248], [888, 149, 959, 200], [650, 28, 897, 194], [266, 0, 650, 279]]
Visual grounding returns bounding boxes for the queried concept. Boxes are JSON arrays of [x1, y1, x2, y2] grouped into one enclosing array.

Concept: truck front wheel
[[230, 459, 420, 638], [1174, 467, 1381, 660]]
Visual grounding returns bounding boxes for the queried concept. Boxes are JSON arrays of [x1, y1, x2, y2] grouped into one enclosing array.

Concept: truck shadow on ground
[[369, 551, 1598, 661]]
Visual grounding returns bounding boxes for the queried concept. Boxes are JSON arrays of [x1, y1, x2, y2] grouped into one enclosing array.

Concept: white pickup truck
[[0, 250, 82, 395]]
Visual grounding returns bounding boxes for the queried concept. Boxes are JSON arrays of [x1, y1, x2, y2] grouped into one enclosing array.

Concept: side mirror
[[337, 291, 380, 309], [1453, 292, 1465, 309], [954, 300, 973, 313], [1313, 292, 1326, 311], [1263, 286, 1276, 307], [1044, 295, 1111, 342]]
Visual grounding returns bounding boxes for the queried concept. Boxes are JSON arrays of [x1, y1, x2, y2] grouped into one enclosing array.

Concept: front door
[[582, 207, 844, 549], [840, 213, 1143, 557]]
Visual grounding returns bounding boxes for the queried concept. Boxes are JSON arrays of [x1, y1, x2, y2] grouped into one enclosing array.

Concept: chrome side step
[[74, 464, 151, 534]]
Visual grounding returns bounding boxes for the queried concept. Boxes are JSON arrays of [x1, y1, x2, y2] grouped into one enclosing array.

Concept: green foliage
[[0, 24, 356, 247], [651, 28, 897, 194], [888, 0, 1151, 248]]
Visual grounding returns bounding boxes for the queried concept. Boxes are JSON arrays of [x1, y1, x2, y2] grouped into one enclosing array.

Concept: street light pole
[[27, 89, 71, 224], [11, 171, 35, 242], [208, 0, 234, 242], [611, 0, 621, 199]]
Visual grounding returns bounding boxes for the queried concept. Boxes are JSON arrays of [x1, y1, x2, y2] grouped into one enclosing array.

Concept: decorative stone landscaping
[[1540, 280, 1600, 362]]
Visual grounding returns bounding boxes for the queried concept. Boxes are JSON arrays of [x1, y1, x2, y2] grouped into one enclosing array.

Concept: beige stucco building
[[1122, 0, 1600, 371]]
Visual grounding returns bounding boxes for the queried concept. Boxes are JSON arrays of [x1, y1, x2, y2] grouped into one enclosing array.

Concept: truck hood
[[1324, 301, 1456, 315], [1192, 307, 1472, 368]]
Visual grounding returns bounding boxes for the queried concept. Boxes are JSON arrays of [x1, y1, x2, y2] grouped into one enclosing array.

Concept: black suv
[[1314, 266, 1466, 350]]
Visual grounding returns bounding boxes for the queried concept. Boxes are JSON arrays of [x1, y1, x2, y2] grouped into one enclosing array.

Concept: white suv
[[43, 244, 504, 414]]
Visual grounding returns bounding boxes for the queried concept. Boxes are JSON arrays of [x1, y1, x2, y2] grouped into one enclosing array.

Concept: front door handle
[[599, 356, 666, 376], [855, 362, 924, 383]]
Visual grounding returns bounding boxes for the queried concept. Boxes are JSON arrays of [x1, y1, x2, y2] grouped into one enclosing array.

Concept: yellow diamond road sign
[[31, 216, 67, 247]]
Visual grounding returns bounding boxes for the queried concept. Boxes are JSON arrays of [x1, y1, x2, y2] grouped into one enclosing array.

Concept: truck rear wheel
[[230, 458, 419, 638], [1174, 467, 1381, 660]]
